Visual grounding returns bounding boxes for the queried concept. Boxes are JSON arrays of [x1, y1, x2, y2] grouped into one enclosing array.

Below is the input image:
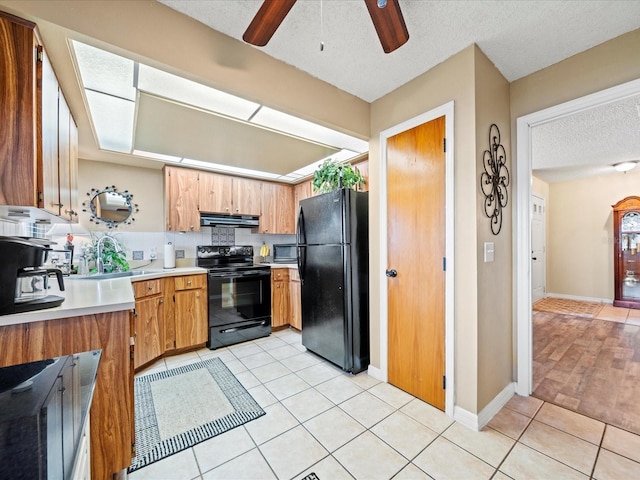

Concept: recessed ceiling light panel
[[137, 64, 260, 120]]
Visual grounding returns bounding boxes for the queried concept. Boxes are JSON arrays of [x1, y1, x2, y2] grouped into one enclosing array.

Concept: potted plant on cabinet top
[[312, 159, 366, 194]]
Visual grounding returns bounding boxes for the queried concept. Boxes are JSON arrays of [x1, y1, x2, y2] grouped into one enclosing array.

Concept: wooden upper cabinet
[[260, 182, 295, 234], [233, 177, 262, 216], [0, 12, 78, 219], [0, 13, 38, 206], [39, 45, 60, 214], [164, 166, 200, 231], [293, 180, 313, 230], [353, 159, 369, 192], [199, 171, 232, 213]]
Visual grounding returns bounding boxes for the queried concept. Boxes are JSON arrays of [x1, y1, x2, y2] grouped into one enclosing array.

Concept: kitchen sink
[[71, 270, 162, 280]]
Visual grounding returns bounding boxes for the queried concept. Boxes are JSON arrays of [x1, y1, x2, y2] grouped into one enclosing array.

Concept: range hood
[[200, 213, 259, 228]]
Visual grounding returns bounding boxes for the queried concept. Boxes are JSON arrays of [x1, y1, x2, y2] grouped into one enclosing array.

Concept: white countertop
[[0, 267, 207, 328], [263, 263, 298, 268]]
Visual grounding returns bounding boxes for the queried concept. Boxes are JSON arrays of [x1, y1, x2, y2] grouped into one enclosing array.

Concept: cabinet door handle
[[51, 202, 63, 207], [159, 299, 164, 304]]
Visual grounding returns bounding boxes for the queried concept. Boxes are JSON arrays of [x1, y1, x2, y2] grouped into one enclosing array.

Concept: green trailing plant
[[85, 233, 130, 273], [312, 159, 366, 194]]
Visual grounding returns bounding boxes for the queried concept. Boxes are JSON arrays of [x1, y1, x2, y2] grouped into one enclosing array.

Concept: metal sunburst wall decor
[[480, 123, 510, 235]]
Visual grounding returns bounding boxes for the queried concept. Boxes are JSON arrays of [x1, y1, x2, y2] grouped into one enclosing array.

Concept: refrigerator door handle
[[296, 205, 305, 244], [297, 245, 306, 282]]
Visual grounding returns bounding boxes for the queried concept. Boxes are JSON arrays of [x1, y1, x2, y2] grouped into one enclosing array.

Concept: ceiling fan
[[242, 0, 410, 54]]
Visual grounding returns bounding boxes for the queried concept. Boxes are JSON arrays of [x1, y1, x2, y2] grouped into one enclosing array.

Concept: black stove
[[197, 246, 272, 349], [196, 245, 270, 272]]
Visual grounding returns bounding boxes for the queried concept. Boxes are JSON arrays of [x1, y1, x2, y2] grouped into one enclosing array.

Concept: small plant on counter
[[312, 159, 366, 194], [86, 233, 130, 273]]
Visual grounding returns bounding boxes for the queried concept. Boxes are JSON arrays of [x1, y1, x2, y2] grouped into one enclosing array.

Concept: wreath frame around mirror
[[82, 185, 139, 228]]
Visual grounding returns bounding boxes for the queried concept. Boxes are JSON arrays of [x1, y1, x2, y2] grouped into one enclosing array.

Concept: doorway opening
[[515, 78, 640, 397]]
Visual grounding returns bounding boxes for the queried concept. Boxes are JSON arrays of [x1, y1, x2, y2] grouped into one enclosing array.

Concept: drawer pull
[[187, 280, 192, 286]]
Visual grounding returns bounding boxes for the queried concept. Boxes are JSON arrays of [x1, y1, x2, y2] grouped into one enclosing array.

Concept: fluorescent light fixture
[[251, 107, 369, 152], [182, 159, 281, 179], [137, 64, 260, 120], [132, 149, 182, 163], [85, 90, 135, 153], [72, 40, 136, 101], [614, 161, 638, 172], [71, 41, 370, 178]]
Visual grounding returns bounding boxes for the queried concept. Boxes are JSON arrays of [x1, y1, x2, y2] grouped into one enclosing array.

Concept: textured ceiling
[[156, 0, 640, 183], [532, 94, 640, 183], [159, 0, 640, 102]]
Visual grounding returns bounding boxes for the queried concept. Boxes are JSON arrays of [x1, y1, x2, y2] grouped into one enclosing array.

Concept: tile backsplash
[[0, 219, 298, 267], [40, 226, 296, 267]]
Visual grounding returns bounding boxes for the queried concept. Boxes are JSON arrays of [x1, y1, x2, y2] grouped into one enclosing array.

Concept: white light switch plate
[[484, 242, 495, 262]]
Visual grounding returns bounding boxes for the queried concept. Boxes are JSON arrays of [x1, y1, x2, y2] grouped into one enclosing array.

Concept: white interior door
[[531, 194, 546, 302]]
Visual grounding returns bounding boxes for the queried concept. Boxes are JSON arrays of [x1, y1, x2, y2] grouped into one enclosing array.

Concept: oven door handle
[[208, 271, 270, 279]]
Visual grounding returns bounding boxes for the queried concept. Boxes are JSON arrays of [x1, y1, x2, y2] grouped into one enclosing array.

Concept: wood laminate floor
[[533, 304, 640, 436]]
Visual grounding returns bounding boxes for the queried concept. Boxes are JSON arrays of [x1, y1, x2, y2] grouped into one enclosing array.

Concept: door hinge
[[36, 45, 43, 62], [443, 375, 446, 390], [442, 257, 446, 271], [443, 138, 446, 153]]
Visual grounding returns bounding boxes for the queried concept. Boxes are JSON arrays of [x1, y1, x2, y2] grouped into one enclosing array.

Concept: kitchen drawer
[[132, 279, 163, 298], [271, 268, 290, 282], [174, 274, 206, 291]]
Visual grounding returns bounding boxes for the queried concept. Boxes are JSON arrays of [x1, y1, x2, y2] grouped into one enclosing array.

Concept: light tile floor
[[129, 328, 640, 480]]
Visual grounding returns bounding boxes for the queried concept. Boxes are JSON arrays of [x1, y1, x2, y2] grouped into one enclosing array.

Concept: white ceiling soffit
[[134, 93, 339, 175], [158, 0, 640, 102], [532, 94, 640, 183], [71, 40, 367, 181]]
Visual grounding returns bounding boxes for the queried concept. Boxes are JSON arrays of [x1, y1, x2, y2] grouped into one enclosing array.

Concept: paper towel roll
[[164, 243, 175, 269]]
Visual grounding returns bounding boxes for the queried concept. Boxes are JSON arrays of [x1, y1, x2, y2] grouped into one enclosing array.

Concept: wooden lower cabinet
[[0, 311, 133, 480], [290, 268, 302, 330], [271, 267, 302, 329], [132, 279, 164, 369], [271, 268, 290, 328], [164, 274, 208, 352]]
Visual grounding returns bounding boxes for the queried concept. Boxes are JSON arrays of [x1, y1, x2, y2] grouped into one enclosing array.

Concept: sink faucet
[[96, 235, 121, 274]]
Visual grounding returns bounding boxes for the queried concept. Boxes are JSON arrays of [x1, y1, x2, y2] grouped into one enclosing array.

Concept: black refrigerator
[[297, 188, 369, 374]]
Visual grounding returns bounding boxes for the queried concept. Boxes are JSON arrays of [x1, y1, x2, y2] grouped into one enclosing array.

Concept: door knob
[[385, 269, 397, 278]]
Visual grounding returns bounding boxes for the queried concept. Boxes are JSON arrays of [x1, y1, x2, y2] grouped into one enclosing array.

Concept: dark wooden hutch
[[613, 196, 640, 309]]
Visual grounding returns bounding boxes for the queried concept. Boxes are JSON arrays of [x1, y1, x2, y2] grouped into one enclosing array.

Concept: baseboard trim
[[546, 293, 611, 304], [367, 364, 385, 382], [454, 382, 515, 431]]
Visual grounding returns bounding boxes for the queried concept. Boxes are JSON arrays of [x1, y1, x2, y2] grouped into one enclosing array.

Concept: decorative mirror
[[82, 186, 139, 228]]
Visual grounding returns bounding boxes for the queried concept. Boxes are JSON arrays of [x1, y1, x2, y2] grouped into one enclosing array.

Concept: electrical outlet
[[132, 250, 144, 260], [149, 248, 157, 260], [175, 249, 185, 259]]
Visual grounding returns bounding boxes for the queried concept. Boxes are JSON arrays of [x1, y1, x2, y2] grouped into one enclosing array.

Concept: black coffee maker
[[0, 236, 65, 316]]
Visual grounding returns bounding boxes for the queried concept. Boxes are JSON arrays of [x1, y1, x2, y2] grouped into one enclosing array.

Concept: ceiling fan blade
[[243, 0, 297, 47], [364, 0, 409, 53]]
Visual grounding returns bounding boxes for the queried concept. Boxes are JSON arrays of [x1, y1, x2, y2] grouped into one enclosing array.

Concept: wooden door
[[261, 182, 295, 234], [294, 180, 313, 229], [173, 275, 208, 348], [58, 89, 71, 219], [164, 166, 200, 231], [199, 171, 232, 213], [387, 116, 446, 410], [289, 268, 302, 330], [39, 46, 60, 214], [233, 177, 262, 215], [133, 295, 164, 369], [271, 268, 290, 327], [0, 14, 37, 206]]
